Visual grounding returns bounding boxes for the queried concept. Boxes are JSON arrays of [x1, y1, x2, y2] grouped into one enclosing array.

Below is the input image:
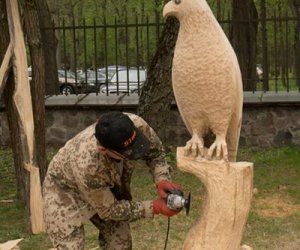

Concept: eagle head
[[163, 0, 207, 20]]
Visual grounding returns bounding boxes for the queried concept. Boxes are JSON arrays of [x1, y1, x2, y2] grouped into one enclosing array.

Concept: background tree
[[0, 0, 29, 204], [1, 0, 55, 232], [288, 0, 300, 88], [28, 0, 58, 95], [21, 0, 48, 183], [0, 0, 32, 233], [230, 0, 258, 91], [137, 1, 179, 145], [40, 0, 58, 95], [259, 0, 269, 91]]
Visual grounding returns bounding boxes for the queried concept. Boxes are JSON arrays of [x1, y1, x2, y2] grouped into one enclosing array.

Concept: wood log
[[5, 0, 45, 233], [0, 238, 23, 250], [24, 164, 45, 233], [177, 147, 253, 250], [0, 42, 12, 96], [6, 0, 34, 159]]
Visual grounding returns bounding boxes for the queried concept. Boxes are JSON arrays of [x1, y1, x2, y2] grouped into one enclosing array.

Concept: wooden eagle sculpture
[[163, 0, 243, 161]]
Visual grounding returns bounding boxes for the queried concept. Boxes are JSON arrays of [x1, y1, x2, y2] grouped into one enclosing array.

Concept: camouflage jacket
[[43, 113, 171, 233]]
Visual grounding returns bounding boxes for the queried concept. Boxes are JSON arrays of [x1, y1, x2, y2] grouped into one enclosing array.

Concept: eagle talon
[[207, 137, 228, 161], [184, 135, 204, 158]]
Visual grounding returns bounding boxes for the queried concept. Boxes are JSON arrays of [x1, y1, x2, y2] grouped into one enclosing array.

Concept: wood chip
[[0, 200, 14, 203]]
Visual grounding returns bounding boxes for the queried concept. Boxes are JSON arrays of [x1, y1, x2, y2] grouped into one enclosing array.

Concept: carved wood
[[163, 1, 253, 249], [163, 0, 243, 162], [5, 0, 45, 233], [177, 147, 253, 250], [0, 42, 12, 95], [0, 238, 23, 250]]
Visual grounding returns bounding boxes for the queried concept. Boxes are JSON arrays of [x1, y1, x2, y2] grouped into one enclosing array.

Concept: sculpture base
[[177, 147, 253, 250]]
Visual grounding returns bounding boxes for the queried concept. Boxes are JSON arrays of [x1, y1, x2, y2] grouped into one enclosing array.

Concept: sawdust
[[254, 193, 300, 218]]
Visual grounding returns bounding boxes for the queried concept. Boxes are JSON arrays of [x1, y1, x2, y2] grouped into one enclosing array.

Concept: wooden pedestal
[[177, 147, 253, 250]]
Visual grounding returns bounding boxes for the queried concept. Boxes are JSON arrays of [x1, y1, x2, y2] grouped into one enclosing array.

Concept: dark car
[[58, 70, 104, 95], [28, 68, 92, 95], [79, 70, 108, 89]]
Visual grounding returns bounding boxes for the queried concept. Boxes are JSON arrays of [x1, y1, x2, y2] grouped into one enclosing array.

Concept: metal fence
[[46, 14, 300, 95], [219, 15, 300, 93]]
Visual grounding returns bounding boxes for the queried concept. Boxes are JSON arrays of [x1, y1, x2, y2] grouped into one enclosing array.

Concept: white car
[[100, 69, 146, 95], [97, 65, 127, 80]]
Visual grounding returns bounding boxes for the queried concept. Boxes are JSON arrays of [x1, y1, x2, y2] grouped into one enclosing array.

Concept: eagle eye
[[174, 0, 181, 5]]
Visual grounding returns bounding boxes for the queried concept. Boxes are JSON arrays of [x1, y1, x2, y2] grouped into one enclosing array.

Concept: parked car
[[58, 70, 86, 95], [79, 70, 108, 88], [98, 65, 127, 80], [28, 68, 98, 95], [58, 70, 104, 94], [100, 69, 146, 95]]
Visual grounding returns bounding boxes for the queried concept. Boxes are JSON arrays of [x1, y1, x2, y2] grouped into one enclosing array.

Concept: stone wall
[[1, 103, 300, 148], [240, 106, 300, 147]]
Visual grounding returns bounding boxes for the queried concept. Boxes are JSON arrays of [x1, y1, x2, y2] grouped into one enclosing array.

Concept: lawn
[[0, 146, 300, 250]]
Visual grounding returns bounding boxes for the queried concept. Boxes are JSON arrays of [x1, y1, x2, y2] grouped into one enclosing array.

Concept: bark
[[260, 0, 269, 91], [0, 2, 10, 117], [0, 0, 31, 231], [35, 0, 58, 95], [230, 0, 258, 91], [288, 0, 300, 88], [0, 43, 12, 93], [137, 15, 179, 144], [23, 0, 47, 183]]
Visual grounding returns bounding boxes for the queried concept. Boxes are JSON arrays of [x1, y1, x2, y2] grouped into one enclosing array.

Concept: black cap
[[95, 112, 150, 160]]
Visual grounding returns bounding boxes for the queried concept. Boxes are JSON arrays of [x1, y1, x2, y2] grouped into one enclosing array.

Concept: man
[[43, 111, 183, 250]]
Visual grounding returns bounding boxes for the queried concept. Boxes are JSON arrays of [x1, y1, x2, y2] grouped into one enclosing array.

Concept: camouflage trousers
[[90, 214, 132, 250], [47, 217, 131, 250], [47, 166, 134, 249]]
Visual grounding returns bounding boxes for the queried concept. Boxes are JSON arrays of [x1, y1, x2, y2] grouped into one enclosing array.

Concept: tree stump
[[177, 147, 253, 250]]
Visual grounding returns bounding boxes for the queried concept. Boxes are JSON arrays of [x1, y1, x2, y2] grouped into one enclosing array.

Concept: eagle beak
[[163, 1, 175, 18]]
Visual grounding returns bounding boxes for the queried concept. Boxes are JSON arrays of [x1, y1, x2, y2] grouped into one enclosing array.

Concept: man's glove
[[157, 180, 182, 198], [153, 198, 180, 217]]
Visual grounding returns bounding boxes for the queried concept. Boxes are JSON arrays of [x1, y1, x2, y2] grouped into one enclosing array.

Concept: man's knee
[[94, 219, 132, 250], [99, 233, 132, 250], [47, 225, 85, 250]]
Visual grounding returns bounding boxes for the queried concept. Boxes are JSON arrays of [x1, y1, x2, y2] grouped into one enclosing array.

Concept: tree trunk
[[34, 0, 58, 95], [288, 0, 300, 88], [5, 0, 45, 233], [4, 73, 32, 233], [137, 14, 179, 144], [22, 0, 47, 184], [278, 4, 287, 87], [216, 0, 222, 20], [230, 0, 258, 91], [260, 0, 269, 91], [177, 148, 253, 250], [0, 0, 31, 231]]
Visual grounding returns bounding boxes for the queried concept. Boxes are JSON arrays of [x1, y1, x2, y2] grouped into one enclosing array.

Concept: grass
[[255, 76, 300, 92], [0, 146, 300, 249]]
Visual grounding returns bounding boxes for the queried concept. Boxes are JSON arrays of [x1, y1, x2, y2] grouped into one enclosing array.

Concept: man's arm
[[77, 160, 153, 221], [79, 183, 154, 222], [129, 114, 183, 199], [129, 113, 172, 184]]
